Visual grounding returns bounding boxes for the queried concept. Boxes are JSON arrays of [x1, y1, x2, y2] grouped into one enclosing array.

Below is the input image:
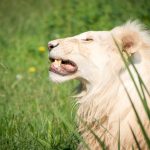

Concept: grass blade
[[129, 125, 142, 150], [112, 36, 150, 120], [37, 138, 51, 148], [138, 77, 150, 120], [78, 117, 107, 150], [112, 36, 143, 100], [128, 95, 150, 148], [119, 77, 150, 148], [87, 126, 107, 150], [127, 54, 150, 120], [118, 120, 120, 150], [127, 53, 150, 99]]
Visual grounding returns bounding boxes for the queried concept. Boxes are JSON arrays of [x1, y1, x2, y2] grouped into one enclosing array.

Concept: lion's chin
[[49, 71, 77, 83]]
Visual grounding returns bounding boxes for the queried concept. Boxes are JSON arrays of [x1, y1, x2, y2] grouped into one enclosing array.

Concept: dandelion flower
[[28, 67, 36, 73], [38, 46, 46, 53]]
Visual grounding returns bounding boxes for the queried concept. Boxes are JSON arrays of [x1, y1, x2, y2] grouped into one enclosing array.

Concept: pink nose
[[48, 41, 59, 51]]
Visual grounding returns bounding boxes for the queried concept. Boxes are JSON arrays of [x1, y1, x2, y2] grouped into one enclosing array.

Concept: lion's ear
[[121, 34, 137, 54], [112, 20, 149, 54]]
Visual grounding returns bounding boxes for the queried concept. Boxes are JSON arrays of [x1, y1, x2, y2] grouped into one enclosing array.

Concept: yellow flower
[[28, 67, 36, 73], [38, 46, 46, 52]]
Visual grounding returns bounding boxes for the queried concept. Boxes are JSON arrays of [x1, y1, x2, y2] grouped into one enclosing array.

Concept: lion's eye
[[82, 38, 93, 41]]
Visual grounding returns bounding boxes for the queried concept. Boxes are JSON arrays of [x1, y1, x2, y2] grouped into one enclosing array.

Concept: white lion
[[48, 21, 150, 150]]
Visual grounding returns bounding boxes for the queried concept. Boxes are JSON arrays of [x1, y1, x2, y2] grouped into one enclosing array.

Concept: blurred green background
[[0, 0, 150, 149]]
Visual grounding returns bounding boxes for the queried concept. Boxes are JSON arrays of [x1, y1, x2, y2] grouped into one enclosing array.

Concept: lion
[[48, 21, 150, 149]]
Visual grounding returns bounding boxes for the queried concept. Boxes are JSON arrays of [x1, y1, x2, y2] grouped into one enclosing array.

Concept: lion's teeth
[[58, 60, 62, 66], [54, 59, 61, 67]]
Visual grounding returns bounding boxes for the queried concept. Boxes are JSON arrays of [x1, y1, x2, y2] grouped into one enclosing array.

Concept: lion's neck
[[77, 73, 120, 123]]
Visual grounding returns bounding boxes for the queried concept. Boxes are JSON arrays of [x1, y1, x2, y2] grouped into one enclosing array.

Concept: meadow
[[0, 0, 150, 149]]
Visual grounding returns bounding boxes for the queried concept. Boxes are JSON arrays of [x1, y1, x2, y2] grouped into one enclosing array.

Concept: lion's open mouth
[[49, 58, 78, 76]]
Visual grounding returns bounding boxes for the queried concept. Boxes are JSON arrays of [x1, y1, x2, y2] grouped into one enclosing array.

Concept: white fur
[[49, 21, 150, 149]]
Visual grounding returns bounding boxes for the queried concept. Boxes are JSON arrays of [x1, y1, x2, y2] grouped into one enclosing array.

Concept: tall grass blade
[[88, 127, 107, 150], [78, 117, 109, 150], [120, 77, 150, 148], [128, 95, 150, 148], [112, 36, 143, 99], [138, 77, 150, 120], [112, 36, 150, 147], [129, 125, 142, 150], [118, 120, 120, 150], [132, 145, 135, 150], [127, 53, 150, 99], [112, 36, 150, 120], [127, 53, 150, 119]]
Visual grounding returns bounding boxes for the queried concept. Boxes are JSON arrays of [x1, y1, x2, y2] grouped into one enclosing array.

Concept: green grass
[[0, 0, 150, 149]]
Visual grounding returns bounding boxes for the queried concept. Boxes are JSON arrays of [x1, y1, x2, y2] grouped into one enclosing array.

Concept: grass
[[0, 0, 150, 149]]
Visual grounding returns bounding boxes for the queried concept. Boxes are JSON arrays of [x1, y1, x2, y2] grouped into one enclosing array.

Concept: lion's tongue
[[61, 64, 76, 72]]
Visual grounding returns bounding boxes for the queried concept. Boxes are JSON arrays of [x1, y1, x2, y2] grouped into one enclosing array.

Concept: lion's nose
[[48, 41, 59, 51]]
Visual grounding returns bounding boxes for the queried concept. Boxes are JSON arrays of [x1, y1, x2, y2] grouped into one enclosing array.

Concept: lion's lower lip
[[49, 58, 78, 76]]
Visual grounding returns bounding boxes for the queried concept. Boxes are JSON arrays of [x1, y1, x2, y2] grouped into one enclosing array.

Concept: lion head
[[48, 21, 150, 87]]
